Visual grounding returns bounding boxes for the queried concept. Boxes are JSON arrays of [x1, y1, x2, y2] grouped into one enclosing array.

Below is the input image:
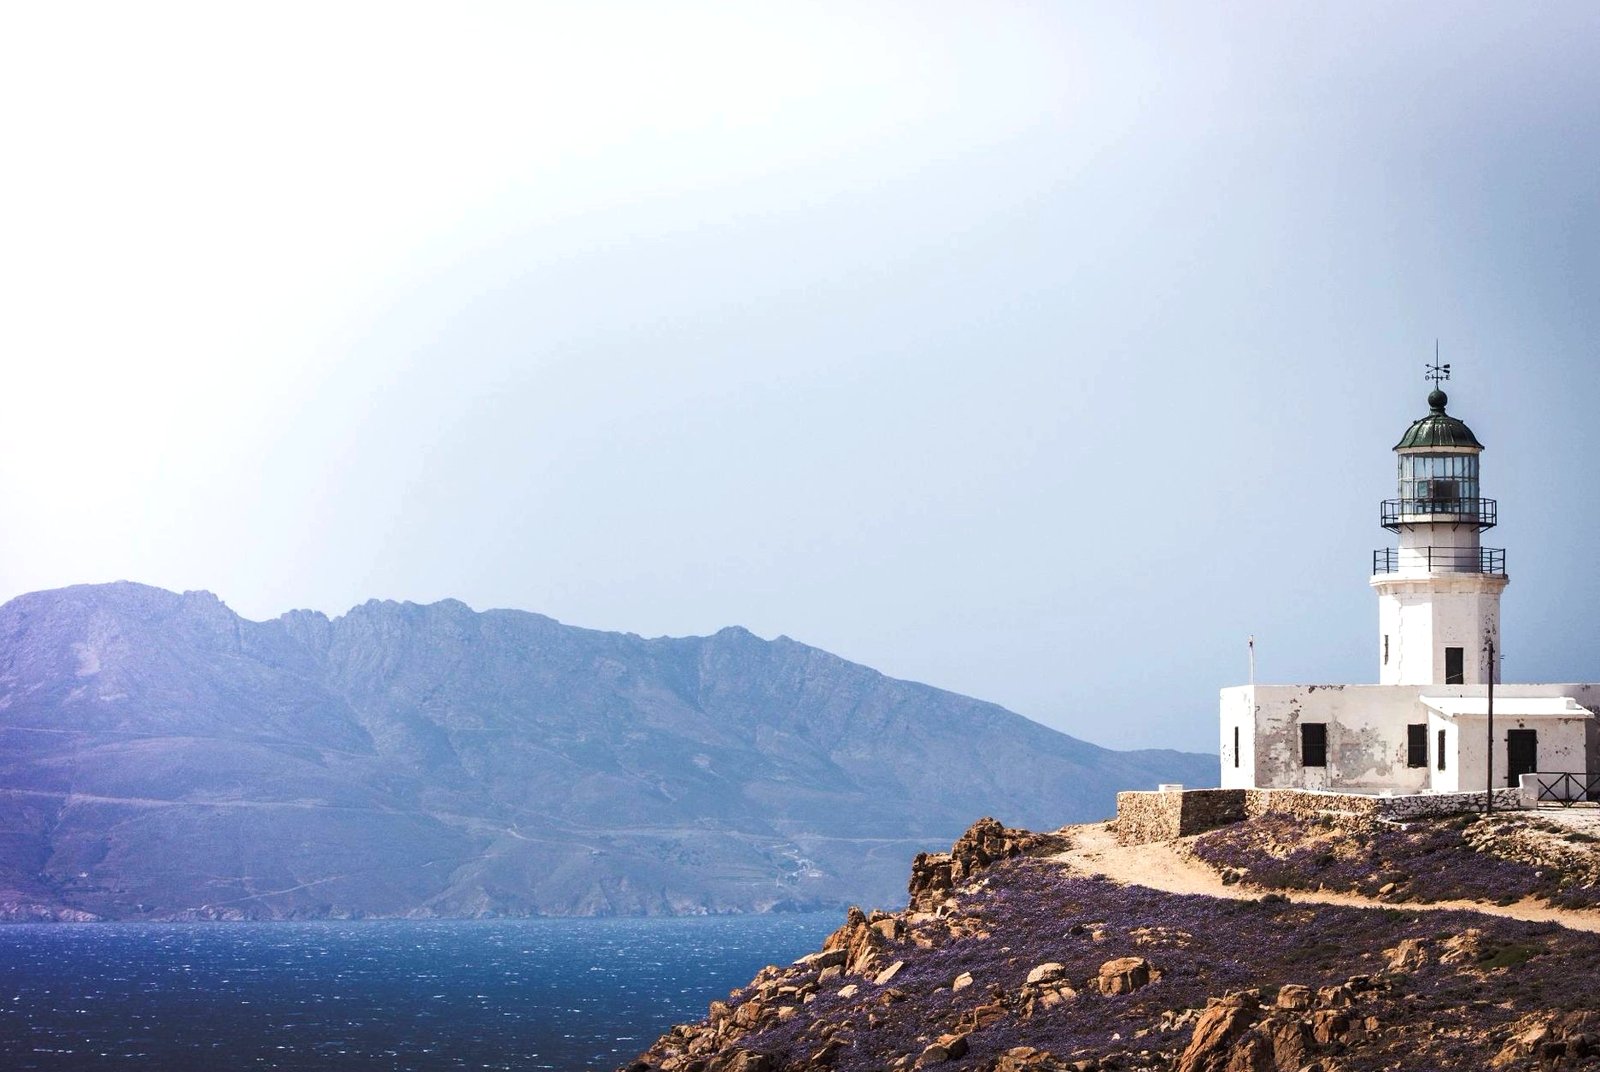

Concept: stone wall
[[1113, 790, 1181, 844], [1115, 786, 1523, 843], [1114, 789, 1246, 844], [1378, 788, 1522, 818], [1245, 786, 1522, 821], [1242, 788, 1376, 820]]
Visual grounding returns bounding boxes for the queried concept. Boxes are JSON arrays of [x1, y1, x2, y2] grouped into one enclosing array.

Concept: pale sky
[[3, 3, 1598, 753]]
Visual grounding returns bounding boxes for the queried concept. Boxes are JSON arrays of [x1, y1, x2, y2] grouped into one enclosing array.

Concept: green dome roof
[[1394, 389, 1484, 451]]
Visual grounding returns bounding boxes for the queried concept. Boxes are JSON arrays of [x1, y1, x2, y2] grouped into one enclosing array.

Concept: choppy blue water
[[0, 914, 838, 1072]]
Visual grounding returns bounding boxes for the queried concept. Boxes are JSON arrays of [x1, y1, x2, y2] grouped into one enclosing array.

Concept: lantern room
[[1381, 388, 1497, 534]]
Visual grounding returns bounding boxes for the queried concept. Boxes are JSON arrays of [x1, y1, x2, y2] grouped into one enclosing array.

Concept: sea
[[0, 914, 839, 1072]]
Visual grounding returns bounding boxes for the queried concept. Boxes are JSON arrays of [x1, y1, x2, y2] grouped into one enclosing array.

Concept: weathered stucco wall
[[1430, 708, 1460, 792], [1221, 682, 1600, 794], [1450, 713, 1588, 792], [1373, 572, 1506, 686], [1219, 688, 1255, 790], [1226, 684, 1434, 792]]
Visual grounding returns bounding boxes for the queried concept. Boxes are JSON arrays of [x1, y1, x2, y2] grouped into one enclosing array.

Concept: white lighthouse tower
[[1220, 361, 1600, 800], [1371, 367, 1507, 687]]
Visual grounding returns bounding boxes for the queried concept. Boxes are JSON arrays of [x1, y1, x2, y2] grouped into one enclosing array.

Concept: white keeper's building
[[1220, 382, 1600, 795]]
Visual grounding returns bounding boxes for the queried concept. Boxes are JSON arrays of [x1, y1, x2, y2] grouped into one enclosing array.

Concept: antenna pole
[[1486, 638, 1496, 814]]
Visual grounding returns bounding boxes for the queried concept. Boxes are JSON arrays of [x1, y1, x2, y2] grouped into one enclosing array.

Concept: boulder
[[1310, 1010, 1351, 1045], [1382, 938, 1428, 973], [870, 917, 902, 941], [1274, 985, 1312, 1011], [907, 818, 1070, 909], [706, 1051, 772, 1072], [808, 1040, 843, 1067], [1262, 1017, 1313, 1070], [820, 907, 892, 978], [959, 999, 1007, 1031], [1026, 962, 1066, 985], [1315, 985, 1352, 1008], [1035, 985, 1078, 1010], [1097, 956, 1155, 995], [1439, 929, 1486, 966], [989, 1048, 1080, 1072], [1175, 993, 1261, 1072]]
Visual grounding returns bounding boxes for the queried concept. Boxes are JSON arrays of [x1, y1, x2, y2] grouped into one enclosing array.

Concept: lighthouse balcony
[[1372, 546, 1506, 576], [1380, 497, 1497, 531]]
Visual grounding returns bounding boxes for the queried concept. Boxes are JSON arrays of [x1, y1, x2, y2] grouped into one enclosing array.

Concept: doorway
[[1506, 729, 1538, 787]]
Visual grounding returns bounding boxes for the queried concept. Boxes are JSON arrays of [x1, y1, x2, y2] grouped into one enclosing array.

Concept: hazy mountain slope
[[0, 582, 1214, 919]]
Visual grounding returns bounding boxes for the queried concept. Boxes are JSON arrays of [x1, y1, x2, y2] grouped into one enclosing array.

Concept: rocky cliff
[[627, 814, 1600, 1071], [0, 582, 1212, 920]]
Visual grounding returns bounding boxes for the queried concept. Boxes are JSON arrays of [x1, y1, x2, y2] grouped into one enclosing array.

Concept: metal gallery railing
[[1372, 546, 1506, 576], [1381, 497, 1498, 531]]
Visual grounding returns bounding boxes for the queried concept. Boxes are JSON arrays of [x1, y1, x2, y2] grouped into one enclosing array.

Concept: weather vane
[[1426, 340, 1450, 387]]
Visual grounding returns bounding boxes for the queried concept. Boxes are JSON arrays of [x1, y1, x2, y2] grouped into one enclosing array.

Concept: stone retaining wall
[[1114, 789, 1246, 844], [1245, 787, 1523, 822], [1115, 786, 1524, 843]]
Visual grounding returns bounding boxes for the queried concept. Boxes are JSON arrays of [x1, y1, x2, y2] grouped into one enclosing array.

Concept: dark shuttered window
[[1407, 724, 1428, 768], [1301, 723, 1328, 768]]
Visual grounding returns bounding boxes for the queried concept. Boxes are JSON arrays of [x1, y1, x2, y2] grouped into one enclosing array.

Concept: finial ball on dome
[[1428, 388, 1448, 412]]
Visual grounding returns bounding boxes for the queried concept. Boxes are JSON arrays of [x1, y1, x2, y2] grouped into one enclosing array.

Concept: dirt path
[[1052, 821, 1600, 935]]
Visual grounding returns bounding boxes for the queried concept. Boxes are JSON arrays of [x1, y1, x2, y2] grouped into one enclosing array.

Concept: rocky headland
[[626, 811, 1600, 1071]]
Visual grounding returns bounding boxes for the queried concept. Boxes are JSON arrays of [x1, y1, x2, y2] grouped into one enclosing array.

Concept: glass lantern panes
[[1397, 453, 1479, 505]]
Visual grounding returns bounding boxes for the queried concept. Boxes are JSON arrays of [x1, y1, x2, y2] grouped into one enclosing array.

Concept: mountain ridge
[[0, 581, 1213, 920]]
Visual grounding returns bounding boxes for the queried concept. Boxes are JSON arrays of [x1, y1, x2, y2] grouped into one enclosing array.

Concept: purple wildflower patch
[[644, 852, 1600, 1071], [1192, 813, 1600, 909]]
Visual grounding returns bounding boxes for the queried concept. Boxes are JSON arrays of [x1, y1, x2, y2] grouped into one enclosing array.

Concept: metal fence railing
[[1530, 772, 1600, 806]]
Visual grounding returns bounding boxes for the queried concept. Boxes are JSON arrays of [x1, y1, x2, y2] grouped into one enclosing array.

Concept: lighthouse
[[1372, 374, 1507, 687], [1219, 364, 1599, 800]]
